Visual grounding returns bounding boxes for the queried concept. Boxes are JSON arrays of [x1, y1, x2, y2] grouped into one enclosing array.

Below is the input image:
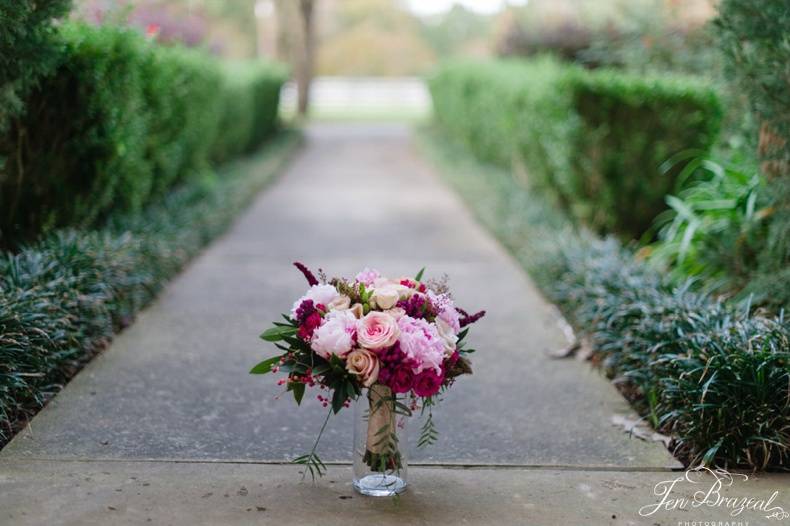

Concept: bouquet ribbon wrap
[[366, 384, 394, 454]]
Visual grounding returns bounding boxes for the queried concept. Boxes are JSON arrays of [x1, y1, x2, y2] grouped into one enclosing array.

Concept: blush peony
[[397, 315, 445, 374], [291, 284, 340, 318], [311, 310, 357, 359]]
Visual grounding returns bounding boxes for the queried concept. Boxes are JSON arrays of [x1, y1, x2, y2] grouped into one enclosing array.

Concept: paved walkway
[[2, 124, 786, 525]]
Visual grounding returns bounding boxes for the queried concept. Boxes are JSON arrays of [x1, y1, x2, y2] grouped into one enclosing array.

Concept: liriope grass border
[[417, 126, 789, 470], [0, 130, 303, 448]]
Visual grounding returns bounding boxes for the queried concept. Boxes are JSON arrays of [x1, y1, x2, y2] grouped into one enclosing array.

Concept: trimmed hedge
[[0, 22, 288, 246], [212, 61, 287, 163], [429, 58, 723, 238], [0, 130, 302, 444], [717, 0, 790, 313], [420, 129, 790, 470], [0, 0, 71, 131]]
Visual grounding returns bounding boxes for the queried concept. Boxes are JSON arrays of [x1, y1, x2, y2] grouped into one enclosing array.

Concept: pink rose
[[311, 310, 357, 359], [327, 294, 351, 312], [355, 268, 381, 287], [413, 369, 444, 397], [357, 311, 400, 350], [345, 348, 380, 387]]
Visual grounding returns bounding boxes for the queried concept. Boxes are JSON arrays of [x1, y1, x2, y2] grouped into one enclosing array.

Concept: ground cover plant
[[419, 129, 790, 470], [0, 126, 301, 446]]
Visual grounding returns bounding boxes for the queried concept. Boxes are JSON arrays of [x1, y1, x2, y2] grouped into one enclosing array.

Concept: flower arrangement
[[251, 262, 485, 484]]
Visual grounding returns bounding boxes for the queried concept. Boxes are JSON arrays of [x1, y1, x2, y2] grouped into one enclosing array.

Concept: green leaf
[[331, 385, 346, 414], [249, 355, 280, 374], [260, 325, 298, 342], [414, 267, 426, 281], [312, 364, 331, 376], [292, 382, 306, 405]]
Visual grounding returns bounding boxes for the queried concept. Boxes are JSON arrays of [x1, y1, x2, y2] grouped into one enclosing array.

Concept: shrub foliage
[[0, 23, 287, 246], [716, 0, 790, 313], [0, 0, 71, 130], [429, 58, 722, 238], [0, 131, 302, 443], [421, 129, 790, 470]]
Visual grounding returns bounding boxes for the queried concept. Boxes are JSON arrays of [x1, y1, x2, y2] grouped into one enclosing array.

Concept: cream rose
[[349, 303, 364, 319], [371, 284, 401, 310], [345, 348, 380, 387], [357, 311, 400, 349], [327, 294, 351, 311], [435, 317, 458, 356]]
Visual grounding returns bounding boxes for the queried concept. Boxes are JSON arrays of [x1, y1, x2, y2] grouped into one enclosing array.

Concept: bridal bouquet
[[251, 262, 484, 491]]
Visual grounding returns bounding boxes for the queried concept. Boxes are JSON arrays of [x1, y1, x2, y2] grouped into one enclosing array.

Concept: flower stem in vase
[[364, 384, 402, 473]]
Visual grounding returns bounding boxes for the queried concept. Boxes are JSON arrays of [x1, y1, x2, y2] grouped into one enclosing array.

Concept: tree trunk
[[296, 0, 315, 116]]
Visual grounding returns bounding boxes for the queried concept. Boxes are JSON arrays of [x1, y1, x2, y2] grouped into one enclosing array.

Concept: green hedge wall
[[212, 61, 288, 163], [0, 0, 71, 131], [0, 23, 287, 246], [429, 58, 723, 238]]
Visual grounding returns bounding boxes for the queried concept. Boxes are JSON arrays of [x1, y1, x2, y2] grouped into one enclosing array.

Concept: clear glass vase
[[352, 384, 408, 496]]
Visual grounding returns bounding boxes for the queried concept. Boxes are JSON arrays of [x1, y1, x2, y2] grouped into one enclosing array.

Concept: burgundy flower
[[294, 299, 323, 341], [293, 261, 319, 286], [413, 369, 444, 397], [294, 299, 315, 325], [396, 293, 436, 320], [445, 350, 460, 368], [388, 365, 415, 394], [458, 309, 486, 327]]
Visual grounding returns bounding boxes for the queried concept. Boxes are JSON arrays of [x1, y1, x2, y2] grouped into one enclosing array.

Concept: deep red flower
[[388, 365, 414, 394], [305, 312, 321, 330], [413, 369, 444, 397]]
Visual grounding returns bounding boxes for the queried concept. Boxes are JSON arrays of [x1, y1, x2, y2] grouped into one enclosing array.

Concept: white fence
[[280, 76, 431, 118]]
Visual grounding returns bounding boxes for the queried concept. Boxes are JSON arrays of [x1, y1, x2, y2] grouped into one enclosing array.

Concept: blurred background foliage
[[9, 0, 784, 312], [8, 0, 787, 313]]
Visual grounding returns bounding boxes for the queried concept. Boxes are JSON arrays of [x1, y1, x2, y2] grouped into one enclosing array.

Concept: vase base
[[352, 474, 407, 497]]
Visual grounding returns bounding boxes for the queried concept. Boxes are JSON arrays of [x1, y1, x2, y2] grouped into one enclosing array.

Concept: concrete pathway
[[3, 124, 786, 525]]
